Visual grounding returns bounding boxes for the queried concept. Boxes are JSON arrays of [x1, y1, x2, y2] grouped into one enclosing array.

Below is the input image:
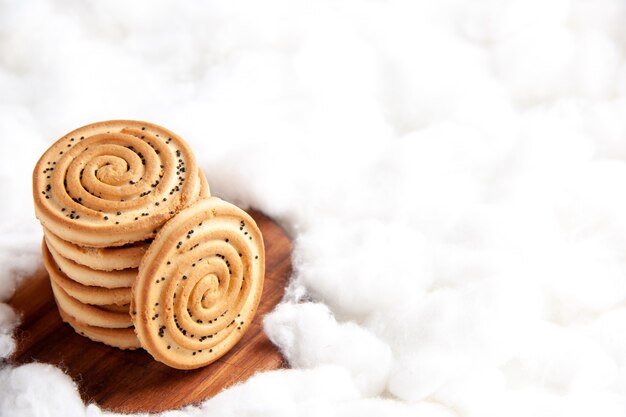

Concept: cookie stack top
[[33, 120, 205, 247]]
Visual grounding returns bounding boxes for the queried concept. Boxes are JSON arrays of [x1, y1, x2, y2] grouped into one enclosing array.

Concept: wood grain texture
[[7, 210, 292, 413]]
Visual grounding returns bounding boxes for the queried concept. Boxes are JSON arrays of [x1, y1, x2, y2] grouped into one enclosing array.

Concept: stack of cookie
[[33, 120, 266, 370], [33, 121, 210, 350]]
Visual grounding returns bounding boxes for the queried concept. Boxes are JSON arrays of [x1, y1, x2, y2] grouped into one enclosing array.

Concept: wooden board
[[7, 210, 292, 413]]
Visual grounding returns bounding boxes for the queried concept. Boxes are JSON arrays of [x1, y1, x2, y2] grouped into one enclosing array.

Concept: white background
[[2, 0, 626, 416]]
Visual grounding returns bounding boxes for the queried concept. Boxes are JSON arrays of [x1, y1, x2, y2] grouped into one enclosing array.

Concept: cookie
[[42, 240, 131, 306], [57, 306, 140, 350], [46, 238, 136, 288], [50, 280, 132, 328], [100, 303, 132, 313], [198, 168, 211, 199], [131, 197, 265, 369], [41, 166, 210, 272], [33, 120, 201, 248], [43, 228, 148, 271]]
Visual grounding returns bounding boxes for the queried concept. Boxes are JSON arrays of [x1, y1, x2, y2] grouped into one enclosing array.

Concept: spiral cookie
[[33, 120, 202, 248], [132, 197, 265, 369], [58, 307, 140, 350], [41, 167, 209, 271]]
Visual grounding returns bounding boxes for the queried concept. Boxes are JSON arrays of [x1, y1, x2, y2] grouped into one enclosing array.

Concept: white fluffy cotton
[[264, 302, 392, 396], [0, 363, 90, 417], [1, 0, 626, 416]]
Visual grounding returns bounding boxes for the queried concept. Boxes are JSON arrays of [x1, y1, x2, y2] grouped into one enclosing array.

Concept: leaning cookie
[[33, 120, 202, 248], [57, 306, 140, 350], [131, 197, 265, 369]]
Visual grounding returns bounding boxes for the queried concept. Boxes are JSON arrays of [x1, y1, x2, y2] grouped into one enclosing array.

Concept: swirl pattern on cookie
[[33, 120, 202, 247], [132, 197, 265, 369]]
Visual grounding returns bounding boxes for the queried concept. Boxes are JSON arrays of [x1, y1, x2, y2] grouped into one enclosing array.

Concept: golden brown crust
[[198, 168, 210, 198], [57, 306, 140, 350], [46, 238, 136, 288], [131, 197, 265, 369], [33, 120, 200, 247], [43, 228, 148, 271], [50, 280, 132, 328], [42, 240, 131, 306]]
